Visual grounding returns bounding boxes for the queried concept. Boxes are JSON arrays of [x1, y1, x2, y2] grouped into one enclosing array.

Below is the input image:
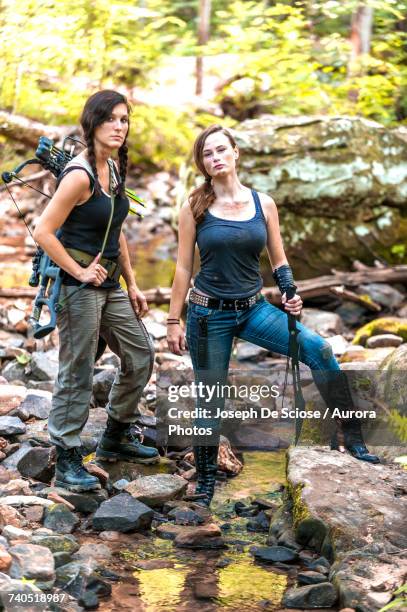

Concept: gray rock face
[[9, 543, 55, 590], [125, 474, 188, 507], [298, 571, 328, 585], [0, 416, 26, 435], [0, 572, 46, 610], [287, 446, 407, 609], [19, 389, 52, 419], [43, 504, 80, 534], [1, 360, 28, 384], [282, 582, 337, 608], [167, 507, 204, 526], [252, 545, 298, 564], [229, 115, 407, 277], [92, 493, 153, 532]]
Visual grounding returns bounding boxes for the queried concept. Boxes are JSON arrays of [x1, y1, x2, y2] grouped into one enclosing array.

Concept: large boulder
[[287, 447, 407, 610]]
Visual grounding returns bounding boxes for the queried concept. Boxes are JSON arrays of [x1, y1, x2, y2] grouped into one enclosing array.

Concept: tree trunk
[[348, 3, 374, 79], [195, 0, 212, 95]]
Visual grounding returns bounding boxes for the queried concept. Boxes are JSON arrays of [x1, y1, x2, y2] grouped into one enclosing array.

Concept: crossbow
[[1, 135, 145, 340]]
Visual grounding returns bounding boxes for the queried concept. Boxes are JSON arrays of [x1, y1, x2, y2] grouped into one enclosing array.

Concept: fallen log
[[1, 263, 406, 307], [0, 111, 73, 148]]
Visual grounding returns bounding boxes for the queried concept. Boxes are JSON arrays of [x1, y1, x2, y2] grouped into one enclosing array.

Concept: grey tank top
[[194, 189, 267, 299]]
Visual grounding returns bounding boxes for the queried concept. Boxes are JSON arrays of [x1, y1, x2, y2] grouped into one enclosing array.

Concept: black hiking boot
[[193, 445, 219, 507], [55, 446, 101, 492], [96, 415, 160, 464]]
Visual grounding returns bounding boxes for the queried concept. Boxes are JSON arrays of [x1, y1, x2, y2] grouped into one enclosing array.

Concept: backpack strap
[[56, 156, 95, 192]]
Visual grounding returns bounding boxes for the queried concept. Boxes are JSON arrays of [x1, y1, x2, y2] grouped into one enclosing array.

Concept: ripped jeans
[[186, 296, 361, 445]]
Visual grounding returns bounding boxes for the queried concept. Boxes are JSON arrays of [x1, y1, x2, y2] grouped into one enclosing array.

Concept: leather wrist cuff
[[272, 264, 297, 295]]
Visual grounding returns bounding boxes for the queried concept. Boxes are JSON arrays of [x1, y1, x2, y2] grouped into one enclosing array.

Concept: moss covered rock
[[352, 317, 407, 346]]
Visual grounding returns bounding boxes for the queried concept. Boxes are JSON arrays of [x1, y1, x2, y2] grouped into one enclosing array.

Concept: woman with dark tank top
[[167, 124, 379, 507], [33, 90, 159, 493]]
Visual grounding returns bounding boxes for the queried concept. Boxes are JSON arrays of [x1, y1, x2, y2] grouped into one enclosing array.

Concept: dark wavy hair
[[80, 90, 131, 196], [189, 124, 238, 224]]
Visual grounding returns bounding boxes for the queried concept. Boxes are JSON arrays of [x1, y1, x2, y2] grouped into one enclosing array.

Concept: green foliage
[[387, 410, 407, 444], [378, 583, 407, 612], [0, 0, 405, 170]]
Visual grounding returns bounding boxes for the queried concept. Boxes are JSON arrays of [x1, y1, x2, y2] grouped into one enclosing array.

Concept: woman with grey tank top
[[167, 124, 379, 508]]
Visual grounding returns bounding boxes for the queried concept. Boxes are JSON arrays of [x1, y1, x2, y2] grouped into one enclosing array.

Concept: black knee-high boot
[[193, 445, 219, 506], [324, 370, 380, 464]]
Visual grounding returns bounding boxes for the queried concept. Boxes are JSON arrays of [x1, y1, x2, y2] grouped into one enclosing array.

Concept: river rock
[[95, 456, 176, 482], [376, 343, 407, 413], [92, 368, 116, 407], [92, 493, 153, 532], [353, 317, 407, 346], [366, 333, 404, 348], [0, 416, 26, 435], [0, 545, 12, 572], [12, 446, 54, 483], [1, 360, 29, 384], [358, 283, 405, 309], [0, 573, 45, 609], [43, 504, 79, 534], [0, 384, 27, 415], [236, 341, 269, 362], [0, 478, 31, 498], [282, 582, 337, 608], [300, 309, 343, 337], [173, 523, 225, 549], [2, 525, 32, 541], [9, 543, 55, 590], [252, 545, 298, 564], [325, 335, 349, 356], [298, 571, 329, 585], [287, 446, 407, 607], [30, 533, 79, 555], [0, 505, 24, 529], [73, 543, 112, 562], [125, 474, 187, 507], [167, 507, 204, 526], [41, 487, 108, 514], [29, 349, 59, 381], [19, 389, 52, 419]]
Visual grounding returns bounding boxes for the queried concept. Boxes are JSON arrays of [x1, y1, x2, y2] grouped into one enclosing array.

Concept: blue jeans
[[186, 297, 358, 444]]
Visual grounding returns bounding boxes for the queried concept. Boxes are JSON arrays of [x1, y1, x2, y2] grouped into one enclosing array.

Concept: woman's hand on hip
[[128, 286, 149, 317], [167, 324, 186, 355], [77, 253, 108, 286], [282, 292, 303, 316]]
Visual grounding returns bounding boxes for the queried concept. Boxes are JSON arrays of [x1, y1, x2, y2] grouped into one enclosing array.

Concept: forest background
[[1, 0, 406, 173]]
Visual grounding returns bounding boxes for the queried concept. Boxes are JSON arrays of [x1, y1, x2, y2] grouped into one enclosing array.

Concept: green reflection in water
[[213, 450, 286, 505], [217, 553, 287, 609], [136, 566, 186, 612]]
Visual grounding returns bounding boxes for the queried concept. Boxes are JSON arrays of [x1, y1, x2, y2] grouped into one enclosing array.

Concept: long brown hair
[[189, 124, 238, 224], [80, 90, 131, 196]]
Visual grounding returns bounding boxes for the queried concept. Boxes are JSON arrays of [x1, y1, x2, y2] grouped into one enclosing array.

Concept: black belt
[[66, 248, 121, 282], [189, 289, 262, 311]]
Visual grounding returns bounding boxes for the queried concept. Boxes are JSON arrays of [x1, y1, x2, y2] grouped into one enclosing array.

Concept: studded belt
[[189, 289, 262, 311]]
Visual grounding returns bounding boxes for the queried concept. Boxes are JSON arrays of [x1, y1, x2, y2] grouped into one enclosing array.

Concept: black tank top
[[58, 158, 129, 288], [194, 189, 267, 299]]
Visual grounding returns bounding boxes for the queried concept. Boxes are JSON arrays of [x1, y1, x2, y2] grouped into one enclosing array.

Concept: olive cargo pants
[[48, 286, 155, 449]]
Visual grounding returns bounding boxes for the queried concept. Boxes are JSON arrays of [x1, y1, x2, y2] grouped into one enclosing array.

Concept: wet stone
[[282, 582, 338, 608], [79, 590, 99, 610], [124, 474, 188, 507], [298, 571, 328, 585], [252, 545, 299, 564], [73, 543, 112, 562], [53, 551, 74, 568], [43, 503, 80, 534], [92, 493, 153, 532], [167, 507, 204, 526], [246, 510, 270, 533]]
